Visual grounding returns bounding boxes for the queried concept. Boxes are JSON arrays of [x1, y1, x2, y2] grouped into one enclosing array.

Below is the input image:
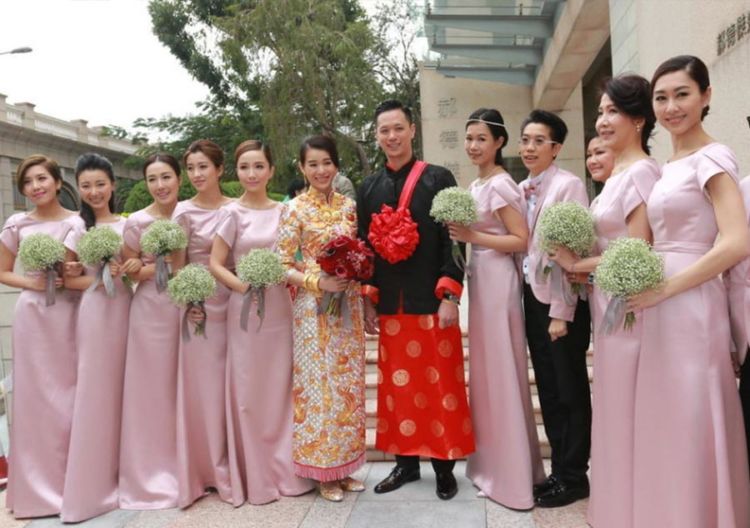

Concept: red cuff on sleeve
[[361, 284, 379, 305], [435, 277, 463, 300]]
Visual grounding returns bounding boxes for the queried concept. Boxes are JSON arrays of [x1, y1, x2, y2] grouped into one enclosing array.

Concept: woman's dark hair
[[16, 154, 62, 194], [601, 74, 656, 154], [183, 139, 225, 169], [374, 99, 413, 124], [299, 135, 340, 168], [75, 153, 116, 230], [466, 107, 509, 166], [234, 140, 274, 167], [287, 178, 306, 197], [651, 55, 711, 120], [142, 153, 181, 180], [520, 109, 568, 144]]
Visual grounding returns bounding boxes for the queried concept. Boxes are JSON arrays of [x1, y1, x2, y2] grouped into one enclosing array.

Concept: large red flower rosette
[[367, 204, 420, 264]]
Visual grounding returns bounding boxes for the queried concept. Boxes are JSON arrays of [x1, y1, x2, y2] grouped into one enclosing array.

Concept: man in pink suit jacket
[[727, 174, 750, 465], [517, 110, 591, 508]]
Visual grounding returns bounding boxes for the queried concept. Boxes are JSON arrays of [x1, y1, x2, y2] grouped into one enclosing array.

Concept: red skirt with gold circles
[[375, 314, 475, 459]]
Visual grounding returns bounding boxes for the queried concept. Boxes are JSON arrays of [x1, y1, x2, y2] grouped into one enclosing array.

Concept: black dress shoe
[[532, 475, 558, 498], [435, 471, 458, 500], [373, 466, 421, 494], [534, 481, 590, 508]]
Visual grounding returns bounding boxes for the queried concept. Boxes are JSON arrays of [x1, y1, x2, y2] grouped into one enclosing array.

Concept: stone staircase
[[363, 333, 594, 461]]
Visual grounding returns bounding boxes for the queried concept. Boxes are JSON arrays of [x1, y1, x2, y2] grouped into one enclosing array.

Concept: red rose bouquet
[[317, 235, 374, 317]]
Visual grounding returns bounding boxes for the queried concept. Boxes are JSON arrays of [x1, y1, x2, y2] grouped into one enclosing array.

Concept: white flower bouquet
[[18, 233, 66, 306], [536, 202, 596, 303], [140, 219, 187, 292], [236, 248, 286, 331], [167, 263, 216, 340], [77, 225, 122, 298], [595, 237, 664, 332], [430, 186, 477, 273]]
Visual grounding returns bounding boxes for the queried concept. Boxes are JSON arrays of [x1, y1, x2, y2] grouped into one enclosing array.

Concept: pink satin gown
[[61, 217, 132, 522], [217, 201, 313, 505], [633, 143, 750, 527], [464, 173, 545, 509], [0, 212, 81, 518], [172, 199, 232, 507], [586, 159, 659, 528], [118, 209, 180, 509]]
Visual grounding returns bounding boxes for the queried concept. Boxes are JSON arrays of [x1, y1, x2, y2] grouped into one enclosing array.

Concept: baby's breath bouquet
[[18, 233, 66, 306], [140, 219, 187, 292], [167, 264, 216, 340], [536, 202, 596, 303], [236, 248, 286, 331], [77, 225, 122, 298], [595, 237, 664, 332], [430, 186, 477, 273]]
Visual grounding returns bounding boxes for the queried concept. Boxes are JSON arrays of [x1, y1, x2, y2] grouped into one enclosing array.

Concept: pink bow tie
[[524, 183, 537, 200]]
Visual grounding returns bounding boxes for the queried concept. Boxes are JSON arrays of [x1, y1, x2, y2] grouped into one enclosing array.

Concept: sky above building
[[0, 0, 211, 129]]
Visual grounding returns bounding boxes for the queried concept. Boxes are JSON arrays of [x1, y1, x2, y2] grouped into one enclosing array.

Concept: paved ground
[[0, 462, 588, 528]]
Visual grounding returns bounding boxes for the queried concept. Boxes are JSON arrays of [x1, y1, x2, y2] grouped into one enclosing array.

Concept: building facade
[[420, 0, 750, 189]]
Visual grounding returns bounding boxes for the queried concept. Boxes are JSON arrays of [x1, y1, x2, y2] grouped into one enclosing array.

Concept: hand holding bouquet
[[537, 202, 596, 304], [167, 263, 216, 340], [140, 220, 188, 292], [429, 186, 477, 273], [316, 235, 374, 319], [595, 237, 664, 333], [236, 249, 285, 331], [77, 225, 122, 298], [18, 233, 66, 306]]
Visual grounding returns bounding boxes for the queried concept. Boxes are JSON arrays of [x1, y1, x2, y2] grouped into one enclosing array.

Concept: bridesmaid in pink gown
[[61, 154, 141, 522], [450, 108, 544, 509], [627, 56, 750, 527], [173, 140, 233, 507], [119, 154, 182, 509], [0, 155, 81, 518], [550, 75, 659, 528], [209, 140, 313, 505]]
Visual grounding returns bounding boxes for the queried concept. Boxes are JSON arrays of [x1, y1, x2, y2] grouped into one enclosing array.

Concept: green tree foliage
[[148, 0, 387, 186], [131, 99, 264, 181]]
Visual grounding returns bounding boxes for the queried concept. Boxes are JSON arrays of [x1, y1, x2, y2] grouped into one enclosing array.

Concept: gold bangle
[[304, 272, 321, 294]]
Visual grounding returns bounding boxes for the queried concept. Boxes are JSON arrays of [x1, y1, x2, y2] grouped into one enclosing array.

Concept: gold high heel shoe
[[320, 480, 344, 502], [339, 477, 365, 492]]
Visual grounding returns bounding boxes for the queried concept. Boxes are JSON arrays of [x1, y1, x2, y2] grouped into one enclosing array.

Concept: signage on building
[[717, 12, 749, 55]]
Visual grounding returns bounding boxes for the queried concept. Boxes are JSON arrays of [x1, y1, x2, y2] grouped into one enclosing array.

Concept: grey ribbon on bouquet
[[154, 254, 171, 293], [318, 291, 353, 329], [601, 296, 628, 335], [86, 260, 116, 298], [240, 286, 265, 332], [181, 301, 207, 341], [535, 258, 576, 306], [45, 268, 57, 306]]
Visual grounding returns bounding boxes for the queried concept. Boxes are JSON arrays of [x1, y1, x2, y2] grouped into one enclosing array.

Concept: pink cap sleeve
[[490, 176, 523, 215], [697, 143, 739, 190], [172, 203, 191, 241], [122, 215, 141, 253], [215, 207, 236, 247], [622, 159, 660, 218], [64, 217, 86, 253], [0, 214, 20, 255]]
